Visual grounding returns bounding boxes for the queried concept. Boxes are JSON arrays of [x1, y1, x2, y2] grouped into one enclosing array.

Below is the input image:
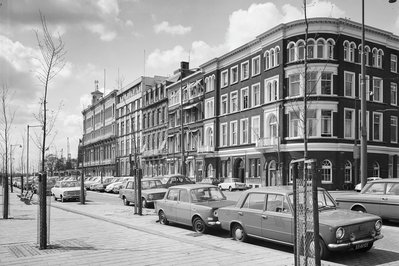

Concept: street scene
[[1, 0, 399, 265]]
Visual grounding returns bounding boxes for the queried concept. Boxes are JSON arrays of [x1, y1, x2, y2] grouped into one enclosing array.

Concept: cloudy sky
[[1, 0, 398, 172]]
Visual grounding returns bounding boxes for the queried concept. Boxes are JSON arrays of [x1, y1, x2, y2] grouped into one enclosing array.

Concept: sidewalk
[[0, 188, 343, 266]]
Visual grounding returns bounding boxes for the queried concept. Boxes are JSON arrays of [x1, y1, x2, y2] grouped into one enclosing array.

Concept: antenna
[[104, 69, 106, 94], [67, 137, 71, 161]]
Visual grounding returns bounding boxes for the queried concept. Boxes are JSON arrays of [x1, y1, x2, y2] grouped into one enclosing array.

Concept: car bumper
[[327, 234, 383, 250], [207, 221, 221, 226]]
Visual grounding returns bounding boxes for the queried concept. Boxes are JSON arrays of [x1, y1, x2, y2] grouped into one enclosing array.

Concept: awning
[[183, 103, 200, 110]]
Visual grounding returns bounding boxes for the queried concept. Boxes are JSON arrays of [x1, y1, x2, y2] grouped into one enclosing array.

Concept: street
[[81, 189, 399, 266]]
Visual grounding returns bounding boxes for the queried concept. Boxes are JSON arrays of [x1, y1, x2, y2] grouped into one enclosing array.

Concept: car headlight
[[148, 195, 153, 200], [213, 210, 218, 217], [375, 220, 382, 231], [336, 227, 345, 239]]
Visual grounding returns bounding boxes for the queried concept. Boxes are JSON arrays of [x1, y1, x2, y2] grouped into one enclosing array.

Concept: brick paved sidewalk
[[0, 187, 344, 266]]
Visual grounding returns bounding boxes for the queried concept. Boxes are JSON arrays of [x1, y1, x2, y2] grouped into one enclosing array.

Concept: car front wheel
[[123, 197, 130, 206], [142, 198, 147, 208], [352, 206, 366, 213], [159, 211, 169, 225], [60, 195, 64, 203], [232, 223, 247, 242], [229, 186, 233, 192], [192, 217, 208, 234], [308, 238, 330, 260]]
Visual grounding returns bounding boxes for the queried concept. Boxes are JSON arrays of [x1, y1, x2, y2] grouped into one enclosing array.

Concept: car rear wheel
[[123, 197, 130, 206], [232, 224, 247, 242], [159, 211, 169, 225], [192, 217, 208, 234], [60, 195, 64, 203], [352, 206, 366, 213], [53, 194, 57, 201]]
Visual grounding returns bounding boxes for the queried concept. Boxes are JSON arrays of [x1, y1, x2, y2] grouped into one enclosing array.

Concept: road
[[84, 189, 399, 266]]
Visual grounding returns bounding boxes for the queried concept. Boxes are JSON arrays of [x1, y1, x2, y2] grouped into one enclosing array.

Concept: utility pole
[[360, 0, 367, 189], [180, 67, 186, 176]]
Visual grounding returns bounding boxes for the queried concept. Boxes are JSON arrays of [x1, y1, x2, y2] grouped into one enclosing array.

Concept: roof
[[370, 178, 399, 183], [167, 184, 216, 189]]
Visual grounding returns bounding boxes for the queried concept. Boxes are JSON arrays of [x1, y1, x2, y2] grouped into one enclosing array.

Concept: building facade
[[81, 83, 117, 177]]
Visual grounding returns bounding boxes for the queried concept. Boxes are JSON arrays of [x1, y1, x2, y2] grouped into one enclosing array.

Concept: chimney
[[91, 80, 103, 105], [180, 61, 189, 71]]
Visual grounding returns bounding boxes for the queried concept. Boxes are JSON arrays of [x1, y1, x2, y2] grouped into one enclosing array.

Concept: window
[[391, 83, 397, 105], [249, 159, 261, 178], [317, 39, 324, 58], [230, 66, 238, 84], [289, 74, 300, 96], [358, 110, 370, 140], [241, 87, 249, 110], [321, 72, 332, 95], [242, 193, 265, 210], [252, 83, 260, 107], [391, 116, 398, 143], [251, 116, 260, 144], [289, 112, 300, 137], [252, 56, 260, 76], [205, 98, 214, 119], [230, 121, 238, 145], [288, 42, 295, 62], [275, 47, 280, 66], [344, 41, 350, 61], [344, 72, 355, 97], [166, 189, 179, 201], [230, 91, 238, 113], [307, 109, 317, 137], [221, 94, 228, 115], [241, 61, 249, 80], [377, 49, 383, 68], [298, 41, 305, 60], [221, 70, 228, 88], [307, 40, 315, 59], [358, 74, 370, 100], [265, 51, 270, 70], [372, 162, 380, 177], [270, 49, 275, 67], [269, 115, 278, 139], [321, 110, 332, 137], [391, 54, 398, 73], [180, 189, 189, 202], [220, 123, 227, 146], [372, 78, 383, 102], [321, 160, 332, 183], [240, 118, 248, 144], [373, 112, 382, 141], [266, 194, 284, 212], [344, 109, 355, 139], [306, 72, 317, 94], [327, 39, 334, 59], [349, 42, 356, 62], [265, 79, 278, 103], [344, 161, 352, 183]]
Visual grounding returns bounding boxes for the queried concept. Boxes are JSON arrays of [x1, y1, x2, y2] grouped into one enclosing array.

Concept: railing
[[198, 145, 214, 153], [256, 137, 278, 148]]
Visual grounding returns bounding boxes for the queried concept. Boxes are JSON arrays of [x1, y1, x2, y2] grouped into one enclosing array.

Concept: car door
[[237, 192, 266, 237], [176, 189, 191, 225], [382, 182, 399, 219], [163, 188, 180, 222], [262, 193, 293, 244], [125, 181, 135, 203], [361, 182, 386, 216]]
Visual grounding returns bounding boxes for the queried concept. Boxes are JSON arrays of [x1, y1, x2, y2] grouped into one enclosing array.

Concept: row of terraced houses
[[79, 18, 399, 190]]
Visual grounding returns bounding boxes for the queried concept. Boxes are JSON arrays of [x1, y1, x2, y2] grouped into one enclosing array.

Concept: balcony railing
[[256, 137, 279, 148], [198, 145, 214, 153]]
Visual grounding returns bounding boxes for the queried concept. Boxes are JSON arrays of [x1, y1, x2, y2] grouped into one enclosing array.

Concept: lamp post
[[360, 0, 396, 189], [10, 144, 22, 193], [26, 125, 42, 195]]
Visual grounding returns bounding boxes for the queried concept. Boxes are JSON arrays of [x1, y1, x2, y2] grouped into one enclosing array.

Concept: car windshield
[[61, 181, 80, 188], [190, 187, 226, 202], [289, 190, 336, 210], [142, 180, 163, 189], [104, 177, 114, 183]]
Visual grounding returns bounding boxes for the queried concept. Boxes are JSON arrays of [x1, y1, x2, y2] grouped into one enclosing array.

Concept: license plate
[[355, 242, 369, 250]]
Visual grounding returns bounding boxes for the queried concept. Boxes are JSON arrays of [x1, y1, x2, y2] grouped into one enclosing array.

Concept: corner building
[[200, 17, 399, 190]]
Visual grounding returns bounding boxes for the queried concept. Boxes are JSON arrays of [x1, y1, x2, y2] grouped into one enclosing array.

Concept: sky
[[0, 0, 398, 172]]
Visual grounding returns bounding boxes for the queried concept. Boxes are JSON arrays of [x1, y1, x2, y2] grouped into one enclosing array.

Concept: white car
[[51, 181, 86, 202], [354, 177, 382, 192], [218, 178, 246, 191]]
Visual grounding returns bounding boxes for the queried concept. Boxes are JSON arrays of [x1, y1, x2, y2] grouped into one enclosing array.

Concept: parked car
[[336, 178, 399, 221], [119, 178, 167, 208], [198, 177, 221, 186], [354, 177, 382, 192], [155, 184, 235, 233], [217, 186, 383, 259], [91, 177, 115, 192], [218, 178, 246, 191], [105, 177, 123, 193], [84, 176, 101, 190], [157, 174, 194, 188], [51, 181, 86, 202]]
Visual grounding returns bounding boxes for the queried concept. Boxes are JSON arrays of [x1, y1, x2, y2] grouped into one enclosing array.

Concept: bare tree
[[0, 84, 16, 219], [34, 11, 66, 250], [34, 12, 66, 173]]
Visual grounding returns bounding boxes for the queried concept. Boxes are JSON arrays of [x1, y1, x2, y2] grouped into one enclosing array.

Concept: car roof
[[245, 186, 326, 194], [167, 184, 216, 189], [370, 178, 399, 183]]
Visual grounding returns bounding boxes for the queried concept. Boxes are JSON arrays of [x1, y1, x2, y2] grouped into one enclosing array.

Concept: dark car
[[119, 178, 167, 208], [158, 174, 194, 188], [155, 184, 235, 233], [217, 186, 383, 259]]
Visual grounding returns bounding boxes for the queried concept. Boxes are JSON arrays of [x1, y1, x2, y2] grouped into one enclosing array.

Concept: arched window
[[275, 46, 280, 65], [265, 51, 270, 70], [372, 48, 378, 67], [268, 160, 277, 186], [365, 46, 370, 66], [344, 161, 352, 183], [343, 41, 350, 61], [269, 114, 278, 139], [207, 163, 214, 178], [307, 39, 315, 59], [270, 49, 275, 67], [273, 80, 278, 101], [206, 127, 213, 147], [321, 160, 332, 183], [298, 40, 305, 60], [372, 162, 380, 177], [327, 39, 334, 59], [317, 39, 325, 58], [267, 82, 272, 102], [288, 42, 296, 62], [349, 42, 356, 62], [377, 49, 384, 68]]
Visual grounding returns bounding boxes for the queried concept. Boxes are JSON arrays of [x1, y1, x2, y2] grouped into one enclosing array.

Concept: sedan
[[336, 178, 399, 221], [354, 177, 382, 192], [217, 186, 383, 259], [218, 178, 246, 191], [51, 181, 86, 202], [155, 184, 235, 233], [158, 174, 195, 188]]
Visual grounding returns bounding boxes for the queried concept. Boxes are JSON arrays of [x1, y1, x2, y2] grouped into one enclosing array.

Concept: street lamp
[[26, 125, 42, 195], [360, 0, 396, 189], [10, 144, 22, 193]]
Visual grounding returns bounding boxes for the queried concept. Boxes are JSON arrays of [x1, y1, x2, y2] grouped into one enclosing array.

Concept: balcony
[[256, 137, 279, 148], [198, 145, 214, 153]]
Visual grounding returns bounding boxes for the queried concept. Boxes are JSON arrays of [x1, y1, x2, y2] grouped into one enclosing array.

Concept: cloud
[[154, 21, 192, 35], [85, 24, 117, 41], [125, 20, 134, 27]]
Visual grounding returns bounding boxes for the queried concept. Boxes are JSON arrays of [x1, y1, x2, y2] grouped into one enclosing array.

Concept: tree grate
[[8, 239, 95, 258]]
